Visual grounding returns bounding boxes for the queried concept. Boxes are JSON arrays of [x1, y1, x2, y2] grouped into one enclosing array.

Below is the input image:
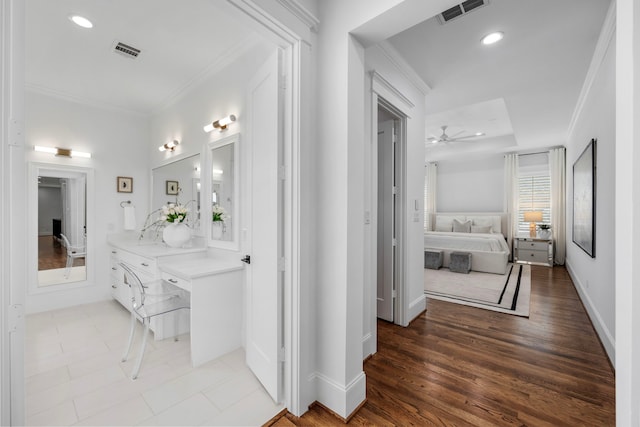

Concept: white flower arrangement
[[212, 204, 230, 222], [160, 203, 189, 223]]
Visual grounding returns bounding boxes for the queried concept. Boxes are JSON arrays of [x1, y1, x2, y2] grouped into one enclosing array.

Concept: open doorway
[[376, 101, 406, 323]]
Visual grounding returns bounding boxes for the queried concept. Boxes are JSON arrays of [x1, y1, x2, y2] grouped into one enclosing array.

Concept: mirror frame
[[28, 162, 95, 294], [207, 133, 240, 250], [151, 153, 203, 238]]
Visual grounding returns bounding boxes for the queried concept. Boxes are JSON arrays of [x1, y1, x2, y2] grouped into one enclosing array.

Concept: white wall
[[149, 40, 273, 252], [565, 24, 615, 362], [436, 154, 504, 212], [25, 91, 150, 313], [364, 44, 427, 351], [315, 0, 459, 418]]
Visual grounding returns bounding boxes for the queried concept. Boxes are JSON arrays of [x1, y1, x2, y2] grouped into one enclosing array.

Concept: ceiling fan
[[427, 125, 484, 144]]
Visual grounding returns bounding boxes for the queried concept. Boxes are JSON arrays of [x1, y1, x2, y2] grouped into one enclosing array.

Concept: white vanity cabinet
[[160, 258, 244, 367], [108, 239, 206, 340]]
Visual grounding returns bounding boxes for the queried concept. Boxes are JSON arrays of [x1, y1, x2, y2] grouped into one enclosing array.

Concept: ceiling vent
[[437, 0, 488, 24], [112, 41, 141, 59]]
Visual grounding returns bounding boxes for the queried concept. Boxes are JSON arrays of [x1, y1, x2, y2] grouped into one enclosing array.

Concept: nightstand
[[514, 234, 553, 267]]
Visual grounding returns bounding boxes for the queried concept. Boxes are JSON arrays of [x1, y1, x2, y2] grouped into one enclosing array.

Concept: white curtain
[[504, 154, 519, 254], [550, 147, 566, 265], [424, 162, 438, 231]]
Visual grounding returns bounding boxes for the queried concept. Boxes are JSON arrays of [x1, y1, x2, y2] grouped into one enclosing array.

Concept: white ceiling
[[25, 0, 269, 115], [386, 0, 611, 160]]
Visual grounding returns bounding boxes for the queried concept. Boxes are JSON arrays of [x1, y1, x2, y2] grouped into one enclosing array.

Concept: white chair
[[119, 262, 190, 379], [59, 233, 86, 278]]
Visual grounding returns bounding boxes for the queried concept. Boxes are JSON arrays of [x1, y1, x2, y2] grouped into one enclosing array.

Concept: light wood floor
[[273, 266, 615, 426]]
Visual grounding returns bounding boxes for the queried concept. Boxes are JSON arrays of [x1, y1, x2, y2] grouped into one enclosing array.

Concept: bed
[[424, 213, 511, 275]]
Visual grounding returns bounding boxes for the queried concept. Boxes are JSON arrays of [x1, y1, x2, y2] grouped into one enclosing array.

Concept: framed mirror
[[151, 154, 202, 237], [208, 134, 239, 250], [29, 162, 94, 293]]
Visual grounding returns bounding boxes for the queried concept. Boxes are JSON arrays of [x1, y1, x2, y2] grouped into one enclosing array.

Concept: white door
[[245, 49, 283, 403], [377, 120, 395, 321]]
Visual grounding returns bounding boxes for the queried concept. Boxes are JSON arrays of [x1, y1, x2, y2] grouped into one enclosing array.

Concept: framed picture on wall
[[166, 180, 179, 195], [117, 176, 133, 193], [572, 138, 596, 258]]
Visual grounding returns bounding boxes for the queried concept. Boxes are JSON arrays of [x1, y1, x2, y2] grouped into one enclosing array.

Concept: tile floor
[[25, 300, 283, 426]]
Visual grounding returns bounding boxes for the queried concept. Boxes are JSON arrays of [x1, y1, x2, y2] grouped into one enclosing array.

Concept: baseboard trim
[[362, 331, 376, 359], [565, 261, 615, 366], [407, 293, 427, 325], [314, 370, 366, 419]]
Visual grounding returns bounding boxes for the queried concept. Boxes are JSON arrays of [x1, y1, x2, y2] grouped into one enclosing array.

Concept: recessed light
[[481, 31, 503, 45], [475, 132, 485, 136], [69, 15, 93, 29]]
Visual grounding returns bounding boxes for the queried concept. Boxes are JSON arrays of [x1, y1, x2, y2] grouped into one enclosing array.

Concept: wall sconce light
[[203, 114, 236, 133], [159, 139, 180, 152], [34, 145, 91, 158]]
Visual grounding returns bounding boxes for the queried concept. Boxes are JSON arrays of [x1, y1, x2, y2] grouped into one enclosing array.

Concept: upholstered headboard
[[427, 212, 510, 237]]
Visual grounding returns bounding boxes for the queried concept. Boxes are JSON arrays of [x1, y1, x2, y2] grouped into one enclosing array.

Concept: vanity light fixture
[[34, 145, 91, 158], [481, 31, 504, 45], [212, 169, 224, 175], [203, 114, 236, 133], [158, 139, 180, 152]]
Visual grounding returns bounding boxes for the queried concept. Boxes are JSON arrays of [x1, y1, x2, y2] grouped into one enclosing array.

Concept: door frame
[[365, 71, 411, 359]]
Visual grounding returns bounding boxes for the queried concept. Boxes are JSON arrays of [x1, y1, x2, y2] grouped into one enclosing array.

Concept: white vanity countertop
[[160, 257, 245, 279], [108, 235, 207, 258]]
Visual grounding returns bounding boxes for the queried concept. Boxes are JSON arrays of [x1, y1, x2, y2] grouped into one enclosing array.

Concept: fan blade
[[450, 134, 481, 141], [448, 130, 465, 138]]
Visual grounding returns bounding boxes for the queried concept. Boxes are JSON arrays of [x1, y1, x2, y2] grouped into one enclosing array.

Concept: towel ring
[[120, 201, 132, 208]]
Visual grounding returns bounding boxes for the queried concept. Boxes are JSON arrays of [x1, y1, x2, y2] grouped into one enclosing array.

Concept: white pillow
[[435, 215, 465, 232], [435, 223, 452, 232], [452, 219, 471, 233], [469, 216, 502, 234], [471, 225, 492, 233]]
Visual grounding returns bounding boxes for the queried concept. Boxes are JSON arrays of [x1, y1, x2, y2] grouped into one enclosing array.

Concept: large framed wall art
[[572, 138, 596, 258]]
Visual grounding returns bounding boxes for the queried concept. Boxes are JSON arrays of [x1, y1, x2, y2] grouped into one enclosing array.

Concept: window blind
[[518, 174, 551, 234]]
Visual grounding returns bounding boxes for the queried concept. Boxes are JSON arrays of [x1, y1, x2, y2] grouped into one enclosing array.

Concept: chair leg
[[174, 311, 180, 342], [64, 256, 73, 278], [122, 312, 136, 362], [131, 317, 150, 380]]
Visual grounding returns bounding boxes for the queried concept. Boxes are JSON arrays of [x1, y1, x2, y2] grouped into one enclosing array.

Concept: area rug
[[424, 263, 531, 317]]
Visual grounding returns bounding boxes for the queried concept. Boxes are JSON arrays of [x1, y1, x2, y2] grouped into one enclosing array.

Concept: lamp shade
[[523, 211, 543, 222]]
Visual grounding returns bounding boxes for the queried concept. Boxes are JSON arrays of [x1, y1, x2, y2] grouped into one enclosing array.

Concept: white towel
[[123, 206, 136, 230]]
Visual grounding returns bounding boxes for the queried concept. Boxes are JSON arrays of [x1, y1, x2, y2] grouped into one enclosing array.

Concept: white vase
[[212, 221, 223, 239], [163, 222, 191, 248], [538, 229, 551, 239]]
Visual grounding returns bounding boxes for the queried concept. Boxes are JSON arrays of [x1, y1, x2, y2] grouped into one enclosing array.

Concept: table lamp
[[523, 211, 543, 237]]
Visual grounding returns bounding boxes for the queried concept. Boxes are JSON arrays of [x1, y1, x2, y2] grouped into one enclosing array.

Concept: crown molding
[[25, 83, 148, 117], [276, 0, 319, 33], [566, 0, 615, 140], [376, 40, 431, 96]]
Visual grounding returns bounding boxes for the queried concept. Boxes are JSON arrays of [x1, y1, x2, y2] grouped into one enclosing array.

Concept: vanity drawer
[[161, 272, 192, 292], [118, 251, 157, 276], [517, 240, 549, 251]]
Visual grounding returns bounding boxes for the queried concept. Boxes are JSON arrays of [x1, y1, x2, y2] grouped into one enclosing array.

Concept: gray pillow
[[452, 219, 471, 233]]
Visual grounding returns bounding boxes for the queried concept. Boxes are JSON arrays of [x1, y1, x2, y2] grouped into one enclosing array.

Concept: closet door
[[245, 49, 283, 403]]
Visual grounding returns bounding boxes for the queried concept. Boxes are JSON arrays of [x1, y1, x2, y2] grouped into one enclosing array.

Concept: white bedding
[[424, 231, 510, 254]]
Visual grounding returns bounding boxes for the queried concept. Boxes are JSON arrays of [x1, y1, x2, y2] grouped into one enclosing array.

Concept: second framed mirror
[[208, 134, 239, 250]]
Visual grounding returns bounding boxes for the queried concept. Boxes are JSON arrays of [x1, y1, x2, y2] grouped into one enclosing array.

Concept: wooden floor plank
[[272, 266, 615, 426]]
